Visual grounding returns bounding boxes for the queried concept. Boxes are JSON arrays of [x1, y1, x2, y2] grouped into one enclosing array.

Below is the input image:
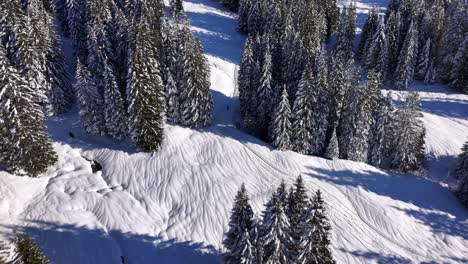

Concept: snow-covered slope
[[1, 0, 467, 263]]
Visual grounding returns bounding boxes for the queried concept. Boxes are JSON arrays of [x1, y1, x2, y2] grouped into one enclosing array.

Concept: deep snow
[[0, 0, 467, 263]]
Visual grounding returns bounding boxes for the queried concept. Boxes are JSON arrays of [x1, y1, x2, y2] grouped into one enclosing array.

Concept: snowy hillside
[[1, 0, 467, 263]]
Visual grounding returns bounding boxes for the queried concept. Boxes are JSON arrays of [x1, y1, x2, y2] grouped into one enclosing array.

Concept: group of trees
[[359, 0, 468, 92], [0, 0, 63, 176], [223, 176, 335, 264], [58, 0, 212, 152], [0, 234, 49, 264], [237, 0, 425, 174], [455, 140, 468, 207]]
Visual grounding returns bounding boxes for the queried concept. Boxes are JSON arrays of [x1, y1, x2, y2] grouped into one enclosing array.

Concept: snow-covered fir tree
[[238, 0, 252, 32], [260, 191, 292, 264], [368, 92, 394, 168], [44, 26, 73, 116], [365, 19, 389, 80], [455, 141, 468, 180], [12, 234, 49, 264], [449, 34, 468, 93], [291, 67, 314, 155], [324, 128, 339, 160], [393, 20, 418, 90], [223, 184, 255, 264], [387, 92, 425, 173], [0, 46, 57, 176], [358, 7, 379, 60], [297, 190, 335, 264], [127, 21, 166, 152], [256, 43, 274, 139], [238, 36, 257, 132], [176, 22, 212, 128], [384, 10, 402, 79], [271, 87, 292, 151], [67, 0, 88, 63], [415, 38, 431, 81], [170, 0, 184, 18], [75, 60, 105, 135], [287, 175, 309, 260]]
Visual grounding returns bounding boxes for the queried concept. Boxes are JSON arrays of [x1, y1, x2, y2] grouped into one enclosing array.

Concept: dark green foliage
[[13, 234, 49, 264], [127, 21, 166, 152], [223, 184, 255, 264]]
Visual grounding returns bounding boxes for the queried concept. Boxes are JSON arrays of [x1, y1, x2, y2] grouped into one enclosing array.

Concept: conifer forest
[[0, 0, 467, 263]]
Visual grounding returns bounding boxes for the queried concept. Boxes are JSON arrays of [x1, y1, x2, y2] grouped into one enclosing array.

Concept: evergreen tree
[[127, 21, 166, 152], [103, 59, 128, 140], [369, 92, 393, 167], [327, 56, 346, 130], [276, 180, 289, 210], [45, 28, 73, 116], [384, 10, 401, 79], [256, 44, 273, 138], [54, 0, 69, 36], [223, 184, 255, 264], [323, 0, 340, 42], [297, 190, 335, 264], [271, 87, 292, 151], [387, 92, 425, 173], [260, 191, 292, 264], [238, 0, 252, 32], [12, 234, 49, 264], [239, 36, 258, 133], [358, 7, 379, 60], [177, 22, 212, 128], [324, 128, 339, 160], [170, 0, 184, 18], [449, 34, 468, 93], [291, 67, 314, 155], [288, 175, 309, 260], [415, 38, 431, 81], [393, 21, 418, 90], [165, 68, 179, 124], [75, 60, 105, 136], [455, 141, 468, 180], [67, 0, 88, 63], [347, 72, 381, 162], [0, 46, 57, 176], [365, 19, 389, 80]]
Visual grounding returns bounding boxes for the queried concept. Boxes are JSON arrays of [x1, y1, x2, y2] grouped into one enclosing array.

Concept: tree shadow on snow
[[1, 221, 220, 264], [305, 167, 468, 239], [338, 248, 412, 264]]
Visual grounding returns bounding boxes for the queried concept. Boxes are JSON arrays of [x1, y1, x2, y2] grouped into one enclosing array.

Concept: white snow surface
[[1, 0, 467, 263]]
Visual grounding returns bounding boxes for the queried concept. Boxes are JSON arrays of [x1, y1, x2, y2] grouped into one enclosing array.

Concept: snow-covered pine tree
[[237, 229, 256, 264], [127, 20, 166, 152], [415, 38, 431, 81], [0, 46, 57, 176], [300, 0, 326, 55], [368, 92, 394, 167], [67, 0, 88, 63], [256, 43, 274, 139], [324, 0, 340, 42], [358, 7, 379, 60], [327, 55, 346, 131], [12, 234, 49, 264], [384, 10, 401, 80], [456, 172, 468, 208], [260, 191, 292, 264], [75, 60, 105, 135], [337, 62, 360, 159], [311, 46, 330, 155], [332, 4, 356, 63], [387, 92, 425, 173], [297, 190, 335, 264], [393, 20, 418, 90], [103, 59, 128, 140], [165, 68, 179, 124], [177, 22, 212, 128], [276, 180, 289, 210], [347, 71, 382, 162], [287, 175, 309, 261], [365, 19, 389, 80], [291, 67, 314, 155], [14, 0, 50, 106], [45, 26, 74, 116], [223, 184, 255, 264], [271, 87, 292, 151], [238, 36, 257, 132], [449, 34, 468, 93], [455, 141, 468, 180], [238, 0, 252, 32], [170, 0, 184, 18], [324, 128, 339, 160]]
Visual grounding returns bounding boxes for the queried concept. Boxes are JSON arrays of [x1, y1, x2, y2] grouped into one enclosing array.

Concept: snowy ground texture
[[1, 0, 468, 263]]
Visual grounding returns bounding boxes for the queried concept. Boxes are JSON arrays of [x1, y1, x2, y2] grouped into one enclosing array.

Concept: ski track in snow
[[1, 0, 468, 263]]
